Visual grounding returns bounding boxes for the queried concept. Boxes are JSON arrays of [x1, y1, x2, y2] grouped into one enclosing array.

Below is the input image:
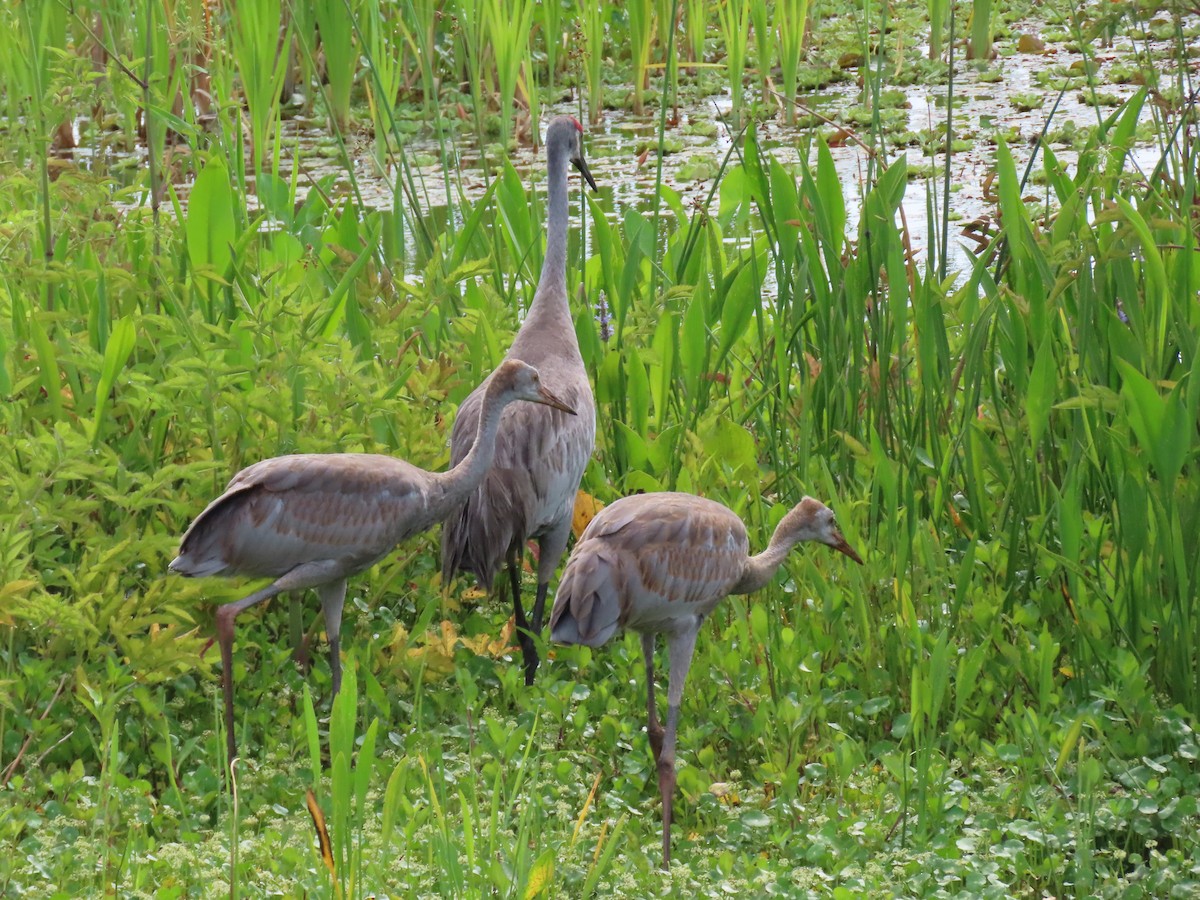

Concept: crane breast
[[442, 373, 595, 584]]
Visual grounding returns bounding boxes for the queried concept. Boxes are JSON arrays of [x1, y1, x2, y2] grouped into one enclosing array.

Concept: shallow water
[[319, 20, 1189, 284], [66, 12, 1197, 288]]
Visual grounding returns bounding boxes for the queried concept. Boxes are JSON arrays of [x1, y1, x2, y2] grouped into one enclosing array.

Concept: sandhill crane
[[549, 492, 863, 867], [170, 361, 575, 762], [441, 115, 598, 685]]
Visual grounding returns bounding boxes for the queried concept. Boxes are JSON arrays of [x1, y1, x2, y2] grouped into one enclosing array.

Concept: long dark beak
[[536, 385, 577, 415], [830, 531, 864, 565], [572, 154, 598, 192]]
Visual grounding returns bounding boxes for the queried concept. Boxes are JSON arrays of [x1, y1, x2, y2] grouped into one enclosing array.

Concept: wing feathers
[[550, 492, 752, 643], [173, 454, 431, 580], [550, 549, 623, 647]]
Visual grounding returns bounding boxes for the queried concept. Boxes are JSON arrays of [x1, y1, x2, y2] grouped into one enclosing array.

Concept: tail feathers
[[549, 554, 622, 648], [440, 485, 525, 592], [171, 483, 254, 579], [168, 554, 228, 578]]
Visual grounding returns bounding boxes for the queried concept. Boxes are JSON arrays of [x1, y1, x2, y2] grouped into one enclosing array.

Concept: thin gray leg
[[532, 520, 571, 636], [641, 631, 664, 762], [318, 580, 348, 696], [658, 624, 700, 869], [289, 597, 310, 671], [214, 560, 344, 764]]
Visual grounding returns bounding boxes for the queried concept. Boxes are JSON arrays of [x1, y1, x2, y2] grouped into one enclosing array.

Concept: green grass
[[3, 0, 1200, 895]]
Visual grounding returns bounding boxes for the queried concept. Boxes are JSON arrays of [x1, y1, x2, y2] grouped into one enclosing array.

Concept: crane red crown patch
[[570, 116, 583, 132]]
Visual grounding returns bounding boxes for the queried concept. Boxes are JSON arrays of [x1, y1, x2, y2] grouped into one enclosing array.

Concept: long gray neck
[[539, 135, 570, 297], [731, 523, 801, 595], [517, 134, 573, 345], [434, 386, 511, 506]]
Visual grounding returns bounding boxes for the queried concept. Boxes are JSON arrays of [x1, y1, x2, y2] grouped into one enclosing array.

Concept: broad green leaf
[[815, 137, 845, 255], [715, 255, 765, 371], [29, 313, 62, 419], [1105, 89, 1146, 182], [380, 759, 409, 851], [680, 289, 709, 394], [185, 158, 236, 279], [1117, 360, 1186, 483], [625, 345, 649, 437], [89, 315, 136, 446], [496, 159, 536, 278], [1114, 196, 1168, 360], [1051, 715, 1089, 777], [524, 852, 554, 899], [704, 417, 757, 476], [303, 685, 322, 789], [354, 718, 379, 827], [613, 420, 650, 471], [1025, 334, 1056, 448], [650, 311, 677, 430]]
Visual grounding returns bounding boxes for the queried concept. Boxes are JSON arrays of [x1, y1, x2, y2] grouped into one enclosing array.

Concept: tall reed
[[927, 0, 949, 59], [581, 0, 606, 123], [454, 0, 487, 139], [749, 0, 770, 105], [968, 0, 993, 62], [627, 0, 654, 115], [224, 0, 289, 173], [717, 0, 751, 127], [485, 0, 534, 146], [363, 0, 407, 166], [312, 0, 360, 131], [537, 0, 564, 93], [775, 0, 810, 123], [406, 0, 441, 115], [10, 0, 69, 311], [684, 0, 706, 69]]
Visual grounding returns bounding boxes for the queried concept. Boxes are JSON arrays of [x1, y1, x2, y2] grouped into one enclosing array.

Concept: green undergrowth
[[4, 0, 1200, 895]]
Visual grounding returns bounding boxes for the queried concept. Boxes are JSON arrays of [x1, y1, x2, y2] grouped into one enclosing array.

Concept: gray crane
[[441, 116, 598, 684], [170, 360, 575, 761], [549, 492, 863, 867]]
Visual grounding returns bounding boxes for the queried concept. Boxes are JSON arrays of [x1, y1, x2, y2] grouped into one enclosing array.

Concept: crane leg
[[216, 583, 286, 765], [532, 520, 571, 637], [658, 626, 699, 870], [507, 547, 538, 686], [213, 560, 344, 764], [317, 580, 348, 697], [289, 598, 311, 672], [641, 631, 664, 763]]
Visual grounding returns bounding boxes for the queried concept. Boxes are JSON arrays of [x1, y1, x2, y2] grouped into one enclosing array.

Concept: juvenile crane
[[549, 492, 863, 867], [441, 115, 598, 684], [170, 361, 575, 761]]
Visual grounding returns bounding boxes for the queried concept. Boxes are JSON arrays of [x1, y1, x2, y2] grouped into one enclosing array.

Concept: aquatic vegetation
[[3, 0, 1200, 895]]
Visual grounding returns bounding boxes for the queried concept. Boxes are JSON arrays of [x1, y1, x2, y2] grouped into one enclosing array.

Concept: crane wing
[[173, 454, 432, 579]]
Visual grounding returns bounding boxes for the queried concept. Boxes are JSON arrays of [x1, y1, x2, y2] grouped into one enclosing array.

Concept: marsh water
[[319, 26, 1181, 281], [81, 14, 1193, 285]]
